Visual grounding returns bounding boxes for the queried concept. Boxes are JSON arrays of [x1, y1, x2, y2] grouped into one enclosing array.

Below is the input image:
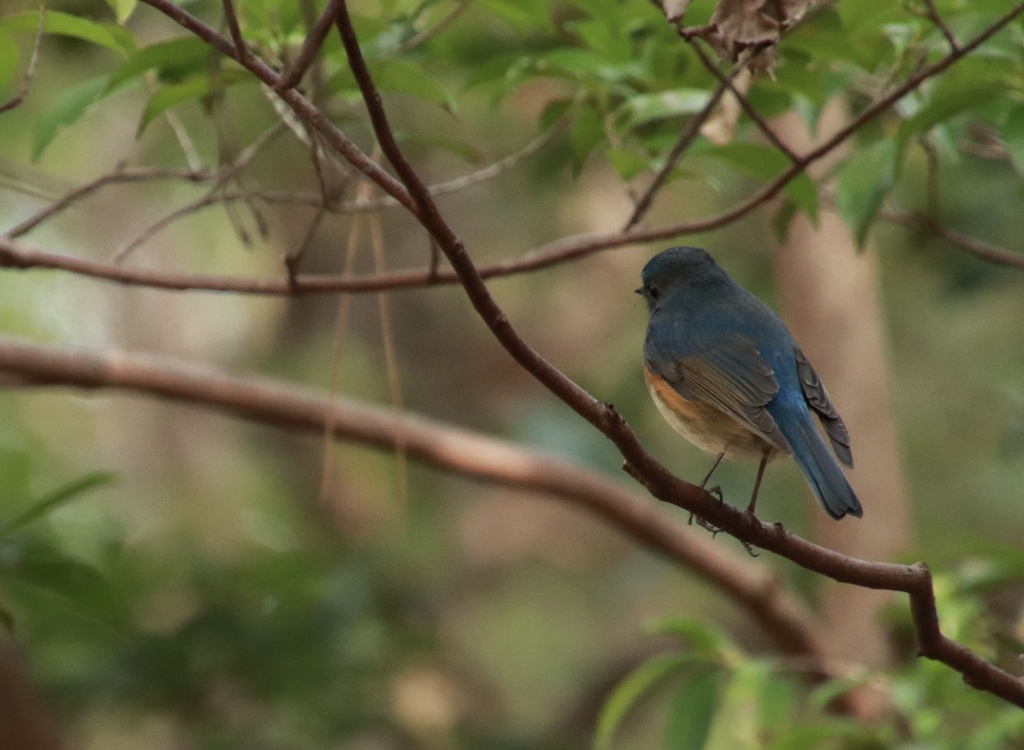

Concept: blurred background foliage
[[1, 0, 1024, 747]]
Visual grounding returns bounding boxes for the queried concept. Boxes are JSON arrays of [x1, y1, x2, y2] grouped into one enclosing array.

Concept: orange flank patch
[[643, 364, 773, 459]]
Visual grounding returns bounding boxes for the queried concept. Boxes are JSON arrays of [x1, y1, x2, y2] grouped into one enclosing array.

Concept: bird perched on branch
[[637, 246, 862, 520]]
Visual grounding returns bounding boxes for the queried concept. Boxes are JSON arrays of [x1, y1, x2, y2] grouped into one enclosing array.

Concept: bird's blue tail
[[787, 415, 862, 519]]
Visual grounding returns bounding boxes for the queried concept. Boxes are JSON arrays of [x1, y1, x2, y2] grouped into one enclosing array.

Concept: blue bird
[[637, 247, 862, 520]]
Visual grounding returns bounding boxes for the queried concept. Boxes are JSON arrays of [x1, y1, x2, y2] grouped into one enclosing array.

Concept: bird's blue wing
[[645, 330, 791, 455], [794, 347, 853, 468]]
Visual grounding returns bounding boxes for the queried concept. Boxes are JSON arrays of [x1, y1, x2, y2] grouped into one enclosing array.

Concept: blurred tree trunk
[[0, 635, 62, 750], [770, 104, 914, 691]]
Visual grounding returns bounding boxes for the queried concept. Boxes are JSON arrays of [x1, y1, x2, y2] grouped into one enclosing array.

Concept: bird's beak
[[634, 287, 643, 295]]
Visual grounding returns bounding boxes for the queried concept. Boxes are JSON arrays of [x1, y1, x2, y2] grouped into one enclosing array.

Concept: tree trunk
[[771, 104, 914, 699]]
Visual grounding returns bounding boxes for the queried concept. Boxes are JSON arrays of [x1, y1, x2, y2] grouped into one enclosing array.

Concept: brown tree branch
[[0, 335, 825, 662], [0, 6, 45, 115], [918, 0, 960, 51], [220, 0, 253, 64], [29, 0, 1024, 707], [275, 0, 340, 92], [6, 167, 210, 240], [624, 76, 731, 229], [688, 39, 798, 163], [878, 208, 1024, 269], [331, 0, 1024, 708], [0, 633, 63, 750]]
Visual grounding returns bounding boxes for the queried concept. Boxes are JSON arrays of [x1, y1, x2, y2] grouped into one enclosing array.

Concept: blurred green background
[[2, 0, 1024, 747]]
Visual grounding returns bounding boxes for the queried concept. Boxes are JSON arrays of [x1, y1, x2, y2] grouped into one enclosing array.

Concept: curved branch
[[52, 0, 1024, 707], [0, 335, 824, 661], [878, 208, 1024, 270], [332, 0, 1024, 708]]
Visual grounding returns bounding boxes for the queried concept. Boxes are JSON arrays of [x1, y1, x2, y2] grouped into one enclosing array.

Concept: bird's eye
[[645, 284, 659, 299]]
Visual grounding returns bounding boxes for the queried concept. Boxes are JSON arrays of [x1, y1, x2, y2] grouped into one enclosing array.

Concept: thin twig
[[317, 186, 364, 502], [624, 77, 730, 229], [111, 121, 287, 261], [7, 167, 210, 239], [920, 134, 941, 216], [276, 0, 340, 91], [220, 0, 252, 63], [688, 39, 798, 162], [369, 209, 410, 508], [878, 207, 1024, 269], [7, 120, 562, 242], [284, 133, 334, 279], [0, 6, 46, 115], [142, 70, 205, 171], [161, 106, 204, 172], [920, 0, 959, 51], [397, 0, 469, 54], [140, 0, 418, 215]]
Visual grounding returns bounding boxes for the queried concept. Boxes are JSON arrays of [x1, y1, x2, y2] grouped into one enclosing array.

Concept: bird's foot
[[688, 485, 724, 535]]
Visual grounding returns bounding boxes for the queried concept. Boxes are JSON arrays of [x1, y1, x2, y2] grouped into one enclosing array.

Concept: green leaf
[[570, 103, 604, 177], [836, 139, 896, 247], [703, 661, 772, 750], [695, 142, 782, 180], [105, 0, 138, 25], [1002, 104, 1024, 177], [605, 147, 650, 181], [0, 11, 133, 57], [896, 61, 1004, 158], [108, 37, 212, 91], [966, 709, 1024, 750], [785, 172, 818, 225], [395, 132, 483, 164], [0, 33, 16, 97], [138, 70, 251, 135], [372, 58, 453, 110], [766, 720, 867, 750], [0, 34, 18, 96], [773, 200, 799, 241], [594, 653, 693, 750], [648, 618, 742, 664], [807, 674, 863, 712], [539, 98, 573, 131], [32, 75, 110, 160], [537, 48, 622, 81], [619, 88, 710, 127], [477, 0, 553, 33], [0, 472, 116, 536], [569, 16, 632, 64], [4, 551, 125, 630], [666, 671, 719, 750], [0, 601, 14, 634]]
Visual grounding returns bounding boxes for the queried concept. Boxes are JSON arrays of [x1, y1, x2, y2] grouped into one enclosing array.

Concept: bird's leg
[[699, 450, 726, 501], [690, 450, 727, 533], [745, 449, 770, 516]]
